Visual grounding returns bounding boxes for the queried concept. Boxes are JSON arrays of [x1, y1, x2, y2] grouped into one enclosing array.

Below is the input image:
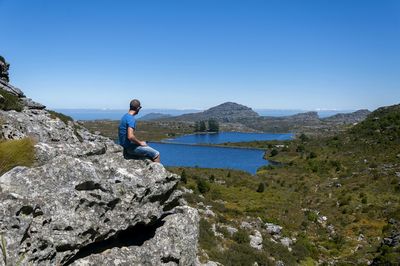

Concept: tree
[[256, 182, 265, 193], [199, 121, 207, 132], [180, 169, 187, 184], [194, 121, 200, 132], [299, 133, 309, 142], [208, 119, 219, 132], [197, 179, 210, 194]]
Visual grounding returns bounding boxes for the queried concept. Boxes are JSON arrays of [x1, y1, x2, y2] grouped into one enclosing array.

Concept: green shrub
[[209, 174, 215, 183], [305, 210, 318, 222], [0, 89, 23, 112], [256, 182, 265, 193], [197, 179, 210, 194], [199, 218, 217, 250], [307, 152, 317, 159], [296, 145, 305, 153], [233, 229, 250, 244], [0, 138, 35, 175], [180, 169, 187, 184], [299, 133, 309, 142], [270, 149, 279, 157]]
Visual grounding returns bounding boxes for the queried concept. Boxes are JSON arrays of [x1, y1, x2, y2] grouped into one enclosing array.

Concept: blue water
[[163, 132, 293, 144], [145, 132, 293, 174], [150, 142, 268, 174]]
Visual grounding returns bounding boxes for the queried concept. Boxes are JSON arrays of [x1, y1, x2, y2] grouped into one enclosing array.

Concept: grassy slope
[[168, 104, 400, 265], [0, 138, 35, 175]]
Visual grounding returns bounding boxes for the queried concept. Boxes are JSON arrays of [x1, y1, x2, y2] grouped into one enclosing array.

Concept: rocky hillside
[[321, 109, 371, 124], [0, 58, 199, 265], [158, 101, 370, 134], [165, 102, 260, 122]]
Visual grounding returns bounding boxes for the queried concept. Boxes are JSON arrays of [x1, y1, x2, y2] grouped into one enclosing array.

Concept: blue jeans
[[124, 144, 160, 160]]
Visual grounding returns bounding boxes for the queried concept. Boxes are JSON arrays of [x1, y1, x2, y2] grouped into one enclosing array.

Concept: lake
[[150, 142, 268, 174], [148, 132, 293, 174], [163, 132, 293, 144]]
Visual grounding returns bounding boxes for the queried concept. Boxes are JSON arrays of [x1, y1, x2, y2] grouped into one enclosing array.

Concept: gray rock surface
[[20, 97, 46, 110], [73, 206, 199, 266], [0, 79, 25, 97]]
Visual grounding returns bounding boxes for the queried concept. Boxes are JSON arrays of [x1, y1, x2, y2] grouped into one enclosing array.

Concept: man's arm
[[127, 127, 147, 146]]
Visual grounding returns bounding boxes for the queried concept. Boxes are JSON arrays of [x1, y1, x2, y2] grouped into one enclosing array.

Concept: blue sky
[[1, 0, 399, 110]]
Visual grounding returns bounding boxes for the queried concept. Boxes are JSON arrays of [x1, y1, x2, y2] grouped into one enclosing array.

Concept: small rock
[[204, 209, 216, 217], [276, 260, 285, 266], [250, 230, 263, 250], [280, 237, 293, 248], [225, 226, 238, 236], [265, 222, 282, 235], [181, 187, 194, 194], [211, 224, 223, 237], [241, 221, 253, 230]]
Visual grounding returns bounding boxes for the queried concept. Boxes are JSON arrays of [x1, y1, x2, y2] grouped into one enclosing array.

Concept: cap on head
[[129, 99, 141, 111]]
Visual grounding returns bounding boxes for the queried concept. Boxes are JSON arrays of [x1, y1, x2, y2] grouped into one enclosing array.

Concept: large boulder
[[0, 153, 199, 265]]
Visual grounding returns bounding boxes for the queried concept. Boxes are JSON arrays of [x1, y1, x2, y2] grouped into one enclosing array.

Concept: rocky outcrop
[[0, 154, 199, 265], [166, 102, 260, 122], [0, 79, 25, 98], [0, 56, 10, 83], [0, 56, 199, 265]]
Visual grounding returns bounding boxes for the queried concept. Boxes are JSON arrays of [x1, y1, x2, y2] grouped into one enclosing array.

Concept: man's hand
[[139, 141, 147, 146]]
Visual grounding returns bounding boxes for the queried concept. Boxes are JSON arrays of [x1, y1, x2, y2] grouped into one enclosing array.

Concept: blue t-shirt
[[118, 113, 136, 147]]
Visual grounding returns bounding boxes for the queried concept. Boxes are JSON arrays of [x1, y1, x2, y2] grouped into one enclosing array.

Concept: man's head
[[129, 99, 142, 112]]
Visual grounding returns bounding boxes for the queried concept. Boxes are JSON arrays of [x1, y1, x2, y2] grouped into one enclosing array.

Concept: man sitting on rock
[[118, 99, 160, 162]]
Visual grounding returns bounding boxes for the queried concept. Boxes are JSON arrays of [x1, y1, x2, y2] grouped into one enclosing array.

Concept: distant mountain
[[137, 113, 173, 121], [322, 109, 371, 124], [165, 102, 259, 122], [152, 101, 371, 133]]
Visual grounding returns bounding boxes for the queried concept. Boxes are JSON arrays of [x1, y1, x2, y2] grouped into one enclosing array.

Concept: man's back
[[118, 113, 136, 147]]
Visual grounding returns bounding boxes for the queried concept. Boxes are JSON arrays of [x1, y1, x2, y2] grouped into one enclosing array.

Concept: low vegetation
[[0, 138, 35, 175], [0, 89, 23, 112], [168, 104, 400, 265]]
